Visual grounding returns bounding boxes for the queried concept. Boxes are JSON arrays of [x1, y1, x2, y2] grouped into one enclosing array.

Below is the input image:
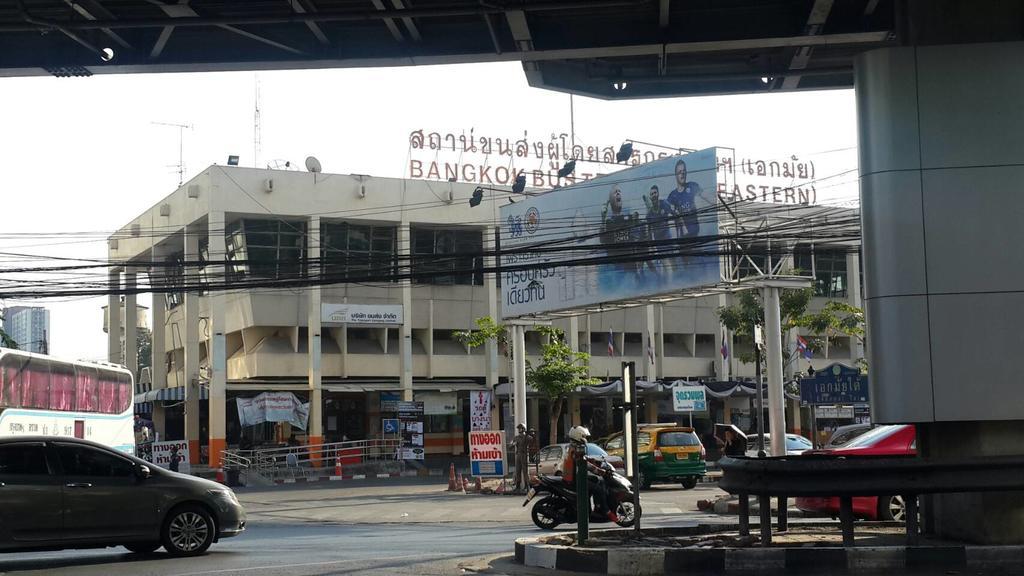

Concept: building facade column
[[124, 269, 138, 377], [107, 269, 121, 364], [183, 228, 201, 464], [398, 223, 413, 401], [763, 285, 787, 457], [307, 216, 324, 462], [150, 272, 167, 439], [207, 212, 227, 468], [846, 249, 864, 361]]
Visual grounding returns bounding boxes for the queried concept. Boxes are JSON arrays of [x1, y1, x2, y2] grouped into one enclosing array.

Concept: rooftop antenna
[[152, 121, 192, 186], [254, 74, 262, 169]]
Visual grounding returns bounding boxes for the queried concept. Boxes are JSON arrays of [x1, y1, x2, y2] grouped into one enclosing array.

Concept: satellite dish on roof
[[305, 156, 322, 173]]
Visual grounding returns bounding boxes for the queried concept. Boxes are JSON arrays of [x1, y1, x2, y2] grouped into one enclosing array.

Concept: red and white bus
[[0, 348, 135, 454]]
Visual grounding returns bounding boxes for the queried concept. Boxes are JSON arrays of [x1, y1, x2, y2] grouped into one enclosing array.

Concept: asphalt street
[[0, 479, 722, 575]]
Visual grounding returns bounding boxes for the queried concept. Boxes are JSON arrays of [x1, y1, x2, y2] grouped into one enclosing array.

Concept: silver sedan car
[[533, 442, 624, 476]]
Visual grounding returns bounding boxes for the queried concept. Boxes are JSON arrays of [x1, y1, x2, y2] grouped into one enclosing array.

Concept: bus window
[[27, 359, 50, 409], [75, 365, 98, 413], [116, 371, 132, 414], [50, 363, 76, 411]]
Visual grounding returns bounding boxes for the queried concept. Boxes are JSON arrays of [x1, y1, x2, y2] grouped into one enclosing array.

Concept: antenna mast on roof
[[254, 74, 262, 169], [151, 121, 192, 187]]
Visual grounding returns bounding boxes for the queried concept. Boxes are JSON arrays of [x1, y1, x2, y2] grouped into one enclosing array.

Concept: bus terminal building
[[110, 164, 863, 466]]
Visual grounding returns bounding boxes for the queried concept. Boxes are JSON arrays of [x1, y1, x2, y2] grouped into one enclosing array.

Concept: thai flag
[[647, 332, 655, 365], [797, 335, 813, 360], [720, 339, 729, 360], [607, 328, 614, 357]]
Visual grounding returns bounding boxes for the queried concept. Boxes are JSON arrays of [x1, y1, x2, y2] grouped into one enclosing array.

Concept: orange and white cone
[[334, 457, 343, 478], [215, 468, 225, 484], [475, 476, 482, 492], [447, 463, 458, 491]]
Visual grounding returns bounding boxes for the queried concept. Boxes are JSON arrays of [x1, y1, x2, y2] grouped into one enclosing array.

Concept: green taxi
[[603, 425, 706, 489]]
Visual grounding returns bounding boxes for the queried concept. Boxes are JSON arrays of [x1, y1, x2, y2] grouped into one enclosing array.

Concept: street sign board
[[672, 384, 707, 412], [382, 418, 399, 435], [469, 430, 506, 477], [800, 363, 869, 404]]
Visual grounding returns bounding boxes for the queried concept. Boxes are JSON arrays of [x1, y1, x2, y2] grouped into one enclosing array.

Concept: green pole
[[575, 442, 589, 545]]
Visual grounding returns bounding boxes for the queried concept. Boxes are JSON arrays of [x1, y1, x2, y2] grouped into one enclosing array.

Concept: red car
[[795, 424, 916, 521]]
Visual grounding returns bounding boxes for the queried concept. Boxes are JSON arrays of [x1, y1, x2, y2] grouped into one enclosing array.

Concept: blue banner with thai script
[[799, 363, 870, 405]]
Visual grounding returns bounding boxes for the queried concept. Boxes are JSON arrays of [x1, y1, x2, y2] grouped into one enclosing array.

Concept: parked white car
[[534, 443, 624, 476], [744, 434, 813, 457]]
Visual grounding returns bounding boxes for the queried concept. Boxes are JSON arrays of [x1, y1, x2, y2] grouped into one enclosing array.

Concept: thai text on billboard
[[500, 148, 721, 318], [469, 430, 507, 477]]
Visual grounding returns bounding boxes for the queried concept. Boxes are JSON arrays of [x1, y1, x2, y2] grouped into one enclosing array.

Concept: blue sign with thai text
[[799, 363, 869, 405]]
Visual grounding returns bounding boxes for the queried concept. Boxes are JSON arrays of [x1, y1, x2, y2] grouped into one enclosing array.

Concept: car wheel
[[680, 477, 698, 490], [638, 469, 652, 490], [878, 495, 907, 522], [162, 504, 215, 556], [124, 542, 161, 554]]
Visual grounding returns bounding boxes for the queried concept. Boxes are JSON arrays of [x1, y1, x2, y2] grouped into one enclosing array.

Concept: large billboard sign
[[800, 364, 870, 405], [499, 148, 721, 318]]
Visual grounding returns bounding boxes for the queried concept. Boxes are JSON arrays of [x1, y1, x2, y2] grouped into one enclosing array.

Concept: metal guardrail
[[222, 439, 402, 481], [718, 454, 1024, 546]]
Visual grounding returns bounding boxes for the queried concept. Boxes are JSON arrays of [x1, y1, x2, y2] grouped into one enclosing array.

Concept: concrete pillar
[[150, 269, 167, 439], [124, 270, 138, 377], [513, 325, 527, 431], [398, 223, 413, 401], [715, 294, 729, 380], [307, 216, 324, 463], [107, 270, 121, 364], [527, 397, 540, 434], [484, 226, 500, 392], [846, 250, 865, 361], [763, 286, 786, 457], [642, 304, 655, 381], [207, 212, 227, 468], [645, 394, 658, 424], [856, 39, 1024, 543], [569, 395, 581, 427], [183, 229, 201, 464]]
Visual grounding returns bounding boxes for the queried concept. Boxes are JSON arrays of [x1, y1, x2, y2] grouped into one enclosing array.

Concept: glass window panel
[[0, 444, 50, 475], [56, 444, 135, 477]]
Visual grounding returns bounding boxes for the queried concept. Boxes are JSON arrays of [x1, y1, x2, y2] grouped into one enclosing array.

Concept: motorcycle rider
[[562, 426, 618, 523]]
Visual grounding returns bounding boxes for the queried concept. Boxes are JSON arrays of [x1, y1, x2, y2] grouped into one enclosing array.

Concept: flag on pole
[[720, 336, 729, 360], [797, 335, 813, 360], [607, 328, 614, 357], [647, 331, 655, 365]]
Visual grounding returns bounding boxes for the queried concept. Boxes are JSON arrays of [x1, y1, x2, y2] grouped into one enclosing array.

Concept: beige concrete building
[[109, 164, 862, 466]]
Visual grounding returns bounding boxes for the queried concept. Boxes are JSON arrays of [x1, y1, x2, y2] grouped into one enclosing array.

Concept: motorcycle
[[523, 461, 640, 529]]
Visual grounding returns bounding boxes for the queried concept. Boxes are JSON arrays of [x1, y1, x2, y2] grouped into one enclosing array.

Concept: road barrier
[[718, 454, 1024, 546], [223, 438, 401, 482]]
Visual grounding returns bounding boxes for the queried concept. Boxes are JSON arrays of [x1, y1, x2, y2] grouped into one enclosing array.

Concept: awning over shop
[[134, 385, 209, 404], [495, 379, 800, 401], [323, 379, 488, 393]]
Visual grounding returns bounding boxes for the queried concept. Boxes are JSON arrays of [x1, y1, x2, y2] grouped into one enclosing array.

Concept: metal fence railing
[[223, 439, 402, 481]]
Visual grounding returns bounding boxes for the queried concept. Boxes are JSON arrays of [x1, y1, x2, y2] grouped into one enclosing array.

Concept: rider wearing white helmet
[[563, 426, 617, 523]]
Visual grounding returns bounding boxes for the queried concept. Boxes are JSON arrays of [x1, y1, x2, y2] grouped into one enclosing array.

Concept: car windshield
[[786, 436, 812, 450], [840, 424, 903, 449], [659, 432, 700, 446], [586, 443, 609, 457]]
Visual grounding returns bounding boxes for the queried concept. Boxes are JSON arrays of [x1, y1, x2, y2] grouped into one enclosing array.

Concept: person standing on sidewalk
[[512, 424, 530, 493]]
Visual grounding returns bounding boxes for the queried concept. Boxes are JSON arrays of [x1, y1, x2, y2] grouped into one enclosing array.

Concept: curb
[[271, 468, 474, 485], [514, 534, 1024, 574]]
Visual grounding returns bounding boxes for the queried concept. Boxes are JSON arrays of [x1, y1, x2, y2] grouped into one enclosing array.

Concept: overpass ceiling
[[1, 0, 899, 97]]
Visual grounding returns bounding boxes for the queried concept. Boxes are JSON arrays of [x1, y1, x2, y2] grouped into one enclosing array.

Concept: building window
[[225, 219, 307, 281], [411, 228, 483, 286], [321, 222, 397, 282], [794, 244, 848, 298]]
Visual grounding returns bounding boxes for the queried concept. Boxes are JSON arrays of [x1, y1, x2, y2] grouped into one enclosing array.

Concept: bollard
[[575, 443, 589, 545]]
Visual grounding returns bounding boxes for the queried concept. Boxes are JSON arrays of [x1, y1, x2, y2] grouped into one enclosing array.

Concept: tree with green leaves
[[457, 318, 600, 444], [0, 327, 16, 349], [717, 288, 866, 376]]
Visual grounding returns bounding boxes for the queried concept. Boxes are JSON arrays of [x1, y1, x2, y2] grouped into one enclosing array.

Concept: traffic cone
[[459, 473, 467, 492], [495, 480, 505, 495], [447, 463, 458, 491], [334, 457, 343, 478], [215, 468, 225, 484], [475, 476, 482, 492]]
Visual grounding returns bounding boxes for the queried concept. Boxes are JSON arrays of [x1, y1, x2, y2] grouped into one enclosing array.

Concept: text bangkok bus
[[0, 348, 134, 454]]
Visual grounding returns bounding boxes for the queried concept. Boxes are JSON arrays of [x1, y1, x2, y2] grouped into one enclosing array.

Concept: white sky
[[0, 62, 858, 362]]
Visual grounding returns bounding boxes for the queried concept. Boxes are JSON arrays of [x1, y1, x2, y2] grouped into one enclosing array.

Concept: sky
[[0, 62, 859, 362]]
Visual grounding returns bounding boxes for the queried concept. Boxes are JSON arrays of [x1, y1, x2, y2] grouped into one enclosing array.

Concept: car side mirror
[[137, 464, 152, 480]]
